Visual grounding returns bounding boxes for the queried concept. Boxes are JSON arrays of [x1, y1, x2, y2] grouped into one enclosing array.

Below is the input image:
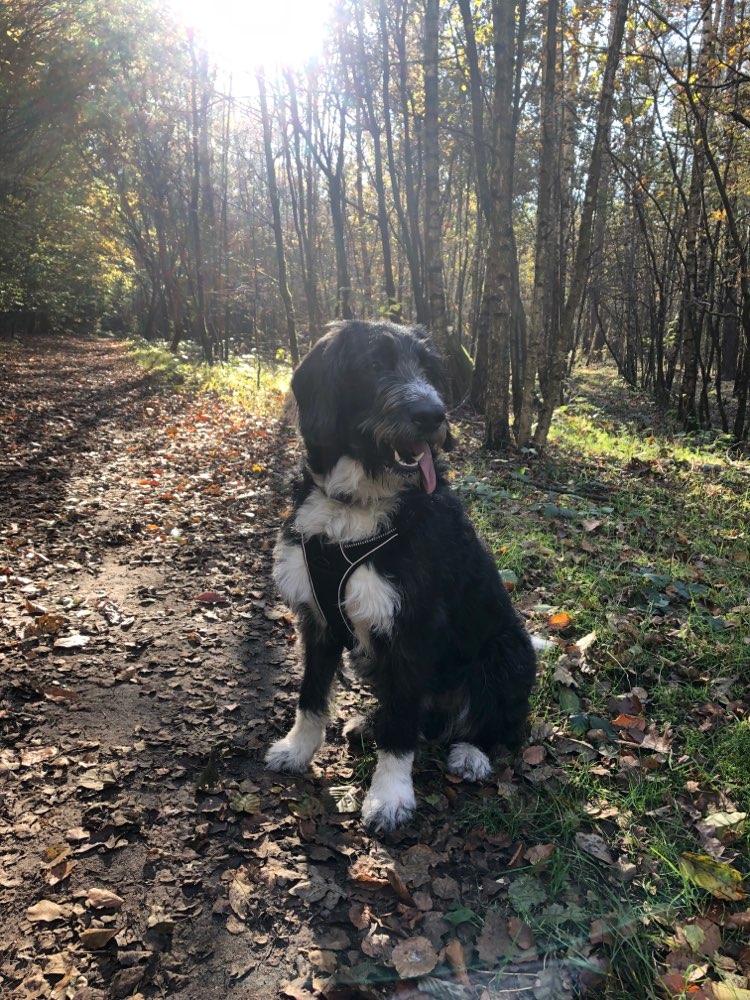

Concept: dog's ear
[[411, 325, 434, 346], [292, 339, 335, 444], [291, 338, 344, 468]]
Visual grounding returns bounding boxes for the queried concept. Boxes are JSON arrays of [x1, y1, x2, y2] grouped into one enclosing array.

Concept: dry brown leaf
[[386, 867, 415, 906], [477, 911, 514, 964], [522, 745, 546, 766], [45, 859, 75, 886], [525, 843, 556, 866], [228, 870, 253, 920], [348, 857, 390, 888], [444, 939, 471, 986], [349, 902, 373, 930], [86, 887, 124, 911], [508, 916, 535, 950], [575, 832, 615, 864], [79, 927, 119, 950], [391, 936, 437, 978], [26, 899, 70, 923]]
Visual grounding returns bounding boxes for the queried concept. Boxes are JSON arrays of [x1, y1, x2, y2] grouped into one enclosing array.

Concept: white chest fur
[[274, 457, 403, 640]]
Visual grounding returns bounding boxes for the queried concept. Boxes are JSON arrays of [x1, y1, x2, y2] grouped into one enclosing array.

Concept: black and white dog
[[266, 320, 538, 833]]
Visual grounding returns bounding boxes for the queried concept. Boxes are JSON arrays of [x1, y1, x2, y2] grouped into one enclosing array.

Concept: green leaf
[[443, 907, 479, 927], [559, 688, 581, 713], [508, 874, 547, 914]]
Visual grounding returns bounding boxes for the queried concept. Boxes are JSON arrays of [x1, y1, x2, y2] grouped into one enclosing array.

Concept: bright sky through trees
[[168, 0, 334, 72]]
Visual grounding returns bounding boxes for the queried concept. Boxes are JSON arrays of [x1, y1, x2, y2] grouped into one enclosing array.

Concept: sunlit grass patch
[[451, 367, 750, 999], [128, 338, 291, 412]]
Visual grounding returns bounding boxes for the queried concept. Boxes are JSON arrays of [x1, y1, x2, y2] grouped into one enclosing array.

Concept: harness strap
[[301, 528, 399, 648]]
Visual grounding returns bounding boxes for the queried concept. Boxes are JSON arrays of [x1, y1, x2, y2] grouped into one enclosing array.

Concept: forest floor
[[1, 336, 749, 1000]]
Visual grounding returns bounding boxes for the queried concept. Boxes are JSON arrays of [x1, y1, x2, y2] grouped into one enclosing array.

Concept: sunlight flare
[[167, 0, 334, 73]]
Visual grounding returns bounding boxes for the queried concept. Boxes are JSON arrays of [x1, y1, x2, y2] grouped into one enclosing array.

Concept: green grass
[[128, 338, 291, 412], [449, 366, 750, 999]]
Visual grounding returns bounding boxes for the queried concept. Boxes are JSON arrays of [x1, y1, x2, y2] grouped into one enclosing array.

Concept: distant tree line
[[1, 0, 749, 442]]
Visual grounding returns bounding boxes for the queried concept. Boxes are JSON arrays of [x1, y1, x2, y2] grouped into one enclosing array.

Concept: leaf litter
[[1, 341, 749, 999]]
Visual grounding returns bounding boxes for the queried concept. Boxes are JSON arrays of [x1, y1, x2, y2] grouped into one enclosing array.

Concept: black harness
[[301, 528, 399, 649]]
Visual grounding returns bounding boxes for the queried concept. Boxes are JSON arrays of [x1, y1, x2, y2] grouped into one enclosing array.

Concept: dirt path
[[1, 339, 579, 1000]]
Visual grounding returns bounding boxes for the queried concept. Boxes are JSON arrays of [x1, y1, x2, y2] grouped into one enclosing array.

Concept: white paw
[[264, 710, 325, 774], [361, 750, 416, 833], [361, 787, 416, 833], [264, 737, 314, 774], [447, 742, 492, 782]]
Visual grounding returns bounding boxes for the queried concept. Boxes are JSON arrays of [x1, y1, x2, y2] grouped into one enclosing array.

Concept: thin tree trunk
[[533, 0, 629, 448], [516, 0, 558, 447], [257, 68, 299, 366]]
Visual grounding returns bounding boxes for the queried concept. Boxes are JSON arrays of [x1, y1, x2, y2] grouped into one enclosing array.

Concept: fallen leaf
[[195, 591, 229, 604], [349, 857, 390, 888], [53, 633, 89, 649], [228, 870, 254, 919], [522, 745, 546, 766], [679, 853, 746, 901], [525, 843, 556, 866], [574, 630, 598, 652], [548, 612, 572, 630], [581, 518, 602, 533], [711, 985, 750, 1000], [86, 887, 124, 911], [386, 867, 415, 906], [27, 900, 70, 923], [575, 832, 615, 864], [477, 910, 514, 964], [703, 811, 746, 835], [79, 927, 119, 950], [45, 859, 75, 886], [725, 911, 750, 930], [508, 916, 535, 950], [325, 785, 359, 814], [229, 791, 261, 814], [390, 936, 437, 978]]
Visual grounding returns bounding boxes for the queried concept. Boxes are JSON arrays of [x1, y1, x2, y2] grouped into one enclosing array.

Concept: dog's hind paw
[[447, 742, 493, 782], [361, 789, 416, 833], [342, 713, 374, 741]]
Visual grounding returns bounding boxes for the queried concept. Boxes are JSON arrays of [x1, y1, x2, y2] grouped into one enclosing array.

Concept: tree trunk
[[533, 0, 628, 448], [484, 0, 520, 449], [257, 68, 299, 366], [516, 0, 558, 447]]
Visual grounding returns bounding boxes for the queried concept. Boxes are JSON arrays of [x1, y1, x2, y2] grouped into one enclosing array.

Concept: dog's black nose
[[411, 401, 446, 433]]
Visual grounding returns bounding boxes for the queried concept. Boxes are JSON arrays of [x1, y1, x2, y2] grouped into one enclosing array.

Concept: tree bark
[[257, 68, 299, 366], [533, 0, 629, 448]]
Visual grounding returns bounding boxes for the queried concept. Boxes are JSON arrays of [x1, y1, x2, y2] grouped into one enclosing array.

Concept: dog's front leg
[[361, 682, 420, 834], [265, 617, 342, 774]]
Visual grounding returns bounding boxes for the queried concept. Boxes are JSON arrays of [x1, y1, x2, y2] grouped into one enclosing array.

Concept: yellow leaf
[[711, 985, 750, 1000], [679, 852, 746, 901]]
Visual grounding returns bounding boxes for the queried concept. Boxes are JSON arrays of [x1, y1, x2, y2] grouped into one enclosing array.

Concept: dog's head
[[291, 320, 453, 493]]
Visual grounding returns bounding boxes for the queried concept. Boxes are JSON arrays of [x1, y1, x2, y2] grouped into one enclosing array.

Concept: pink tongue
[[416, 442, 436, 494]]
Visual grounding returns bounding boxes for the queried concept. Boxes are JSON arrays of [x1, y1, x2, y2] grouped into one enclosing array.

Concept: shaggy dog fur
[[265, 320, 538, 833]]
